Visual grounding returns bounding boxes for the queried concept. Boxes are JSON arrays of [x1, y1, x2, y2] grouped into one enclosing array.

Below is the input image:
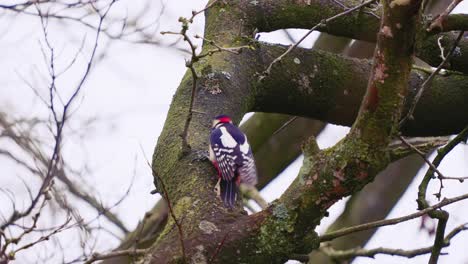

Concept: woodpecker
[[209, 115, 258, 208]]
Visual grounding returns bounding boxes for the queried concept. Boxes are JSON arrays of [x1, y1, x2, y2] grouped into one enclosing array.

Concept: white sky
[[1, 0, 468, 263]]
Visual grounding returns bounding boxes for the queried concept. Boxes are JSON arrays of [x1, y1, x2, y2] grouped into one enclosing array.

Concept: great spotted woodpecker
[[209, 115, 258, 208]]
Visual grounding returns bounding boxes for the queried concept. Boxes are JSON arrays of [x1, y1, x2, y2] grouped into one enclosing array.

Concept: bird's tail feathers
[[220, 179, 238, 208]]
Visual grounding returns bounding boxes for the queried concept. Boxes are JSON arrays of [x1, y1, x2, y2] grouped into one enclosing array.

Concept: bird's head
[[212, 115, 232, 128]]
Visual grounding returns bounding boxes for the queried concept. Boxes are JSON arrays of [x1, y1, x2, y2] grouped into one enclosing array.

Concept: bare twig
[[389, 136, 449, 161], [83, 248, 147, 264], [139, 145, 186, 261], [12, 217, 72, 255], [209, 233, 228, 263], [190, 0, 220, 21], [331, 0, 380, 18], [427, 0, 464, 32], [320, 192, 468, 242], [0, 192, 72, 263], [259, 0, 377, 80], [428, 211, 449, 264], [398, 135, 446, 178], [1, 6, 118, 264], [194, 35, 250, 59], [160, 1, 245, 153], [272, 116, 298, 136], [399, 30, 465, 127], [319, 223, 468, 260]]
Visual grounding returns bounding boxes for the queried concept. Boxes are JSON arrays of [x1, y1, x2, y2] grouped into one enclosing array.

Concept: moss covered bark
[[308, 154, 425, 263], [241, 0, 381, 42], [240, 0, 468, 74], [252, 43, 468, 136], [242, 0, 425, 261], [139, 0, 465, 263]]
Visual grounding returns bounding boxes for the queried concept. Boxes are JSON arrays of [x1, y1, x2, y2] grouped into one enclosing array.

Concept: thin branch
[[427, 0, 464, 32], [428, 210, 448, 264], [239, 184, 268, 209], [195, 35, 250, 59], [417, 125, 468, 206], [389, 136, 449, 161], [208, 233, 228, 263], [398, 135, 446, 178], [414, 125, 468, 263], [0, 0, 117, 235], [399, 30, 465, 127], [272, 116, 298, 136], [319, 223, 467, 260], [139, 145, 186, 262], [83, 249, 147, 264], [0, 114, 129, 233], [12, 217, 72, 255], [0, 1, 183, 49], [189, 0, 220, 21], [319, 192, 468, 242], [259, 0, 377, 80]]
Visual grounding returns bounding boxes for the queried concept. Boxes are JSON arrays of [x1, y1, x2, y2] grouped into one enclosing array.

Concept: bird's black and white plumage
[[209, 115, 257, 208]]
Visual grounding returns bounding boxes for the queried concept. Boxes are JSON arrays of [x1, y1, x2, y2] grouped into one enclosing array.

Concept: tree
[[141, 0, 468, 263], [1, 0, 468, 263]]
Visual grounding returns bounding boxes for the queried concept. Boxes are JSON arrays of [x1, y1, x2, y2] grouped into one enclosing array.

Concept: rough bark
[[252, 43, 468, 136], [143, 0, 427, 263], [308, 154, 425, 263], [244, 32, 348, 188], [241, 0, 468, 74], [97, 0, 468, 263], [307, 2, 454, 263]]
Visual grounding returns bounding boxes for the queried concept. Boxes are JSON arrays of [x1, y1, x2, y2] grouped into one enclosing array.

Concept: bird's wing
[[238, 139, 258, 185], [210, 127, 238, 181]]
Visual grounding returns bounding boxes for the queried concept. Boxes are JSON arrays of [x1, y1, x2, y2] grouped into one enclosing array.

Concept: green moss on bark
[[244, 0, 380, 42], [257, 203, 298, 261]]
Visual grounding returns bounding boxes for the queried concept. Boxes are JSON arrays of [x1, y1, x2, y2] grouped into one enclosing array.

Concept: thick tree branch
[[183, 1, 425, 262], [308, 154, 426, 263], [400, 30, 465, 126], [144, 0, 465, 262], [252, 43, 468, 136], [427, 0, 465, 32], [430, 14, 468, 32], [259, 0, 377, 78], [297, 222, 468, 262], [240, 0, 468, 73], [0, 113, 129, 234], [416, 126, 468, 263], [241, 0, 381, 42]]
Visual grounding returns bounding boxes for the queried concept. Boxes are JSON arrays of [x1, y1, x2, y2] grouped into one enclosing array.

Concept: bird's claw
[[214, 178, 221, 196]]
